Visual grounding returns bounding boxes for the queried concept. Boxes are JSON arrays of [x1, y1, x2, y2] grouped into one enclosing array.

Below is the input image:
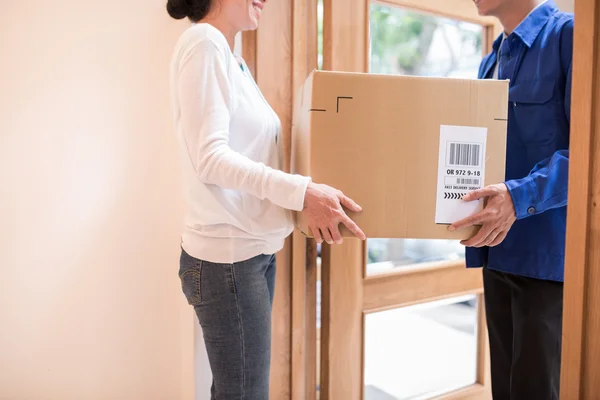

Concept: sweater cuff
[[267, 172, 311, 212], [287, 175, 312, 212], [505, 177, 538, 219]]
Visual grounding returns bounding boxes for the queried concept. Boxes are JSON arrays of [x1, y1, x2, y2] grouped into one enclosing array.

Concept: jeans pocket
[[179, 261, 203, 306]]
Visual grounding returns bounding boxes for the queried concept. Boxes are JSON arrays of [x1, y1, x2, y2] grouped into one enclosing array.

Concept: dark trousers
[[483, 267, 564, 400]]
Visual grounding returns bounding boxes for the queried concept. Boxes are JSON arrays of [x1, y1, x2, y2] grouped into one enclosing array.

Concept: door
[[315, 1, 501, 399], [247, 0, 600, 398]]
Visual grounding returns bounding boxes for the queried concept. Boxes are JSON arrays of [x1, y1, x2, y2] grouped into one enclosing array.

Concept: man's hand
[[302, 182, 366, 244], [448, 183, 517, 247]]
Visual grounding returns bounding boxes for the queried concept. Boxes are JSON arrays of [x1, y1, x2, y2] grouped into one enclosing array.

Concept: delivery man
[[448, 1, 572, 399]]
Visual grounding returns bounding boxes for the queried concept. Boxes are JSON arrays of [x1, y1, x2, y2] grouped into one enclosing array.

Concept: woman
[[167, 0, 365, 398]]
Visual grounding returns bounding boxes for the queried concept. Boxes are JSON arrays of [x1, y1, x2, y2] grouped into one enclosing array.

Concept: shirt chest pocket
[[509, 79, 562, 145]]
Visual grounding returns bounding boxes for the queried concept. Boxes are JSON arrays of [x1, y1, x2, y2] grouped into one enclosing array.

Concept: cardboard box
[[291, 70, 508, 240]]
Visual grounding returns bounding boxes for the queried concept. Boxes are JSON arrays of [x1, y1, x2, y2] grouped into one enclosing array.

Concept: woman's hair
[[166, 0, 212, 22]]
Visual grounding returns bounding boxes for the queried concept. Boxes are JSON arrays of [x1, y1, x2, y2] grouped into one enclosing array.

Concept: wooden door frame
[[242, 0, 497, 400], [318, 1, 499, 399], [242, 0, 319, 398], [560, 0, 600, 398], [244, 0, 600, 398], [243, 2, 294, 397], [318, 1, 368, 397]]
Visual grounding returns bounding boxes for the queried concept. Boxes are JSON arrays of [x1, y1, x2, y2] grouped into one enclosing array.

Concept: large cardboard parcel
[[291, 70, 509, 240]]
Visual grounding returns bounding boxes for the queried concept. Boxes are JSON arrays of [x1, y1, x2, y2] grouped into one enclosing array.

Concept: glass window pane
[[369, 4, 483, 76], [364, 295, 479, 399], [367, 4, 484, 276], [367, 238, 465, 274]]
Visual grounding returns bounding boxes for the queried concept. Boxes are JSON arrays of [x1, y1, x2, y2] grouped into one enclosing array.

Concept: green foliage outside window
[[316, 0, 483, 78]]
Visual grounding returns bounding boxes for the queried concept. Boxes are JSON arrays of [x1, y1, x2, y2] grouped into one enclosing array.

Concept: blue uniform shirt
[[465, 0, 573, 282]]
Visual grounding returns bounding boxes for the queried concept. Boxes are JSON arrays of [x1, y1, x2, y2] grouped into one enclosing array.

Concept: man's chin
[[475, 7, 491, 16], [473, 1, 490, 16]]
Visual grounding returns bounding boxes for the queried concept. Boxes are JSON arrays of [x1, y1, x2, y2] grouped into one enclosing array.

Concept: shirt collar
[[492, 0, 558, 51]]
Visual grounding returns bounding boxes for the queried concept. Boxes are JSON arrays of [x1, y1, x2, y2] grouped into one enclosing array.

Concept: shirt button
[[527, 206, 536, 215]]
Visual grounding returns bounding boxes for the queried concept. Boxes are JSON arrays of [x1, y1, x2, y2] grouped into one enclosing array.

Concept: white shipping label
[[435, 125, 487, 225]]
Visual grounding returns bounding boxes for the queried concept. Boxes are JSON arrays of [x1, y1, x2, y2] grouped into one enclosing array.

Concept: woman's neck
[[201, 17, 238, 51]]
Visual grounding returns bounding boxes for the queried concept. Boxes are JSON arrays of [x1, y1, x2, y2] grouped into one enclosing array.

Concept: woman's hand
[[302, 182, 366, 244]]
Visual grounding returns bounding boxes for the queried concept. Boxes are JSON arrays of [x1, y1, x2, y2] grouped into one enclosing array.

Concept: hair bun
[[167, 0, 191, 20]]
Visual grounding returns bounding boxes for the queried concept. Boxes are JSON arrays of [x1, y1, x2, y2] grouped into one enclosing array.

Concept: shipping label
[[435, 125, 487, 224]]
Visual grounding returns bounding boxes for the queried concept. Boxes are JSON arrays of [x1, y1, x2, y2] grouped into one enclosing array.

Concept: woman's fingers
[[310, 225, 323, 244], [329, 225, 343, 244], [321, 227, 334, 245], [341, 215, 366, 240], [339, 193, 362, 213]]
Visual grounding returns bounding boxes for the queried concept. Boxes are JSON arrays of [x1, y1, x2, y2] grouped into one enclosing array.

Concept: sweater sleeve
[[177, 40, 311, 211]]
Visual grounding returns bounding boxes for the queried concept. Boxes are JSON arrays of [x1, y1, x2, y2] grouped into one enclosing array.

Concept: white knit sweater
[[169, 23, 311, 263]]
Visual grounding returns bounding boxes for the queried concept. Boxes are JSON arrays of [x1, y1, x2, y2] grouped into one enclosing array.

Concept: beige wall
[[0, 1, 195, 399], [555, 0, 574, 12]]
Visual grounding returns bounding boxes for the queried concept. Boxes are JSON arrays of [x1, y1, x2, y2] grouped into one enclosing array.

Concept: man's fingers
[[460, 232, 483, 247], [310, 225, 323, 244], [462, 186, 495, 202], [339, 194, 362, 213], [488, 230, 508, 247], [477, 228, 502, 248], [330, 226, 343, 244], [460, 224, 494, 247], [449, 211, 487, 231], [341, 216, 366, 240]]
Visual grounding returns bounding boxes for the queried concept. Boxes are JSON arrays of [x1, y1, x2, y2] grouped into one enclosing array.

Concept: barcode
[[449, 143, 481, 167], [456, 178, 480, 185]]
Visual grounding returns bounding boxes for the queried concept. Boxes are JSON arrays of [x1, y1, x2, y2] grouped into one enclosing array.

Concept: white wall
[[195, 318, 213, 400], [0, 1, 197, 399]]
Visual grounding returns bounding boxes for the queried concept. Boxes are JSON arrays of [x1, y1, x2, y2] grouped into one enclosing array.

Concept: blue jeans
[[179, 249, 276, 400]]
